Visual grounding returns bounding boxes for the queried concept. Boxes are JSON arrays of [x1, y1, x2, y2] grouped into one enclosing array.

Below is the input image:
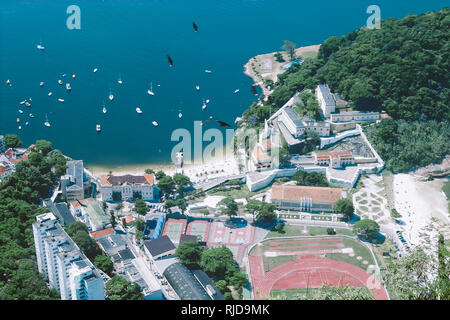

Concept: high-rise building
[[61, 160, 87, 202], [32, 212, 105, 300]]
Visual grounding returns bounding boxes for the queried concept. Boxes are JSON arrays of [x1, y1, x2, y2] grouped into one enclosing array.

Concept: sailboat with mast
[[44, 114, 51, 127], [147, 82, 155, 96]]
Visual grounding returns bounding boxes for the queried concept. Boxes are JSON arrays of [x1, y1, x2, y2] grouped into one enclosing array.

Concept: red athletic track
[[270, 239, 343, 246], [249, 255, 388, 300], [276, 244, 339, 250]]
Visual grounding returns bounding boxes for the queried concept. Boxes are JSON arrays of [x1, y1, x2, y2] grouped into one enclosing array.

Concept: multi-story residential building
[[279, 107, 331, 138], [100, 173, 157, 201], [249, 120, 276, 172], [69, 198, 110, 232], [32, 212, 105, 300], [316, 84, 336, 118], [271, 185, 342, 212], [313, 151, 355, 168], [61, 160, 88, 202], [330, 111, 380, 123]]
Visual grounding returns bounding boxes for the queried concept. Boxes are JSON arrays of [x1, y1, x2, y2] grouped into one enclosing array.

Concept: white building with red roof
[[100, 173, 157, 201]]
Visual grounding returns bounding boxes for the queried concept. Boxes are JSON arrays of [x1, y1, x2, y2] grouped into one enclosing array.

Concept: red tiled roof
[[101, 174, 155, 186], [90, 228, 115, 239]]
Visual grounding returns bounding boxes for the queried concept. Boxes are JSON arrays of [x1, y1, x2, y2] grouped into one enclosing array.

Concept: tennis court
[[186, 220, 210, 242], [162, 218, 187, 244]]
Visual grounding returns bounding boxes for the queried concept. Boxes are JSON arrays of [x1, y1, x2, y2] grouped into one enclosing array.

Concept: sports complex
[[248, 235, 389, 300]]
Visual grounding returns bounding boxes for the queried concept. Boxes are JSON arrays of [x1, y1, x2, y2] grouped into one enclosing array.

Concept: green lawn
[[265, 225, 354, 239], [270, 286, 372, 299]]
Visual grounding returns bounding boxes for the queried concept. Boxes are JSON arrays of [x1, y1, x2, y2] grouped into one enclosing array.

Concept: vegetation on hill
[[0, 140, 65, 300], [242, 8, 450, 172]]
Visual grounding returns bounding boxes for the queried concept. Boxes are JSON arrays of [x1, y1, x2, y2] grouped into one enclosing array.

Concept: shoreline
[[243, 44, 321, 96]]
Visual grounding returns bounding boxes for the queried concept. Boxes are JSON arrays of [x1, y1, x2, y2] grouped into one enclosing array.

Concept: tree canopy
[[217, 197, 238, 219], [176, 241, 204, 269], [3, 134, 22, 148], [353, 219, 380, 238], [105, 276, 144, 300]]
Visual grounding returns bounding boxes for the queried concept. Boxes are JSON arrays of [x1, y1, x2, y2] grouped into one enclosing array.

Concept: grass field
[[270, 286, 372, 299], [265, 225, 354, 239]]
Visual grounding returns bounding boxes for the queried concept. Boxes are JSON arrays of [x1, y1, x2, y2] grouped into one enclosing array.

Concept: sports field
[[186, 220, 210, 242], [162, 218, 187, 244], [249, 236, 388, 300]]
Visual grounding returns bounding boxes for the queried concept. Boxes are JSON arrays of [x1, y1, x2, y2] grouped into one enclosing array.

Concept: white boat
[[136, 107, 143, 114], [206, 99, 210, 104], [93, 68, 98, 73], [29, 113, 34, 118], [108, 90, 114, 101], [18, 109, 23, 114], [147, 82, 155, 96], [25, 101, 31, 107], [48, 92, 53, 96], [29, 98, 32, 101], [37, 44, 45, 50], [72, 74, 76, 79], [18, 126, 22, 130], [234, 89, 240, 94], [118, 74, 123, 85], [16, 118, 20, 123], [96, 124, 101, 132], [19, 100, 26, 105], [58, 98, 65, 103], [25, 121, 29, 126], [152, 121, 158, 127], [40, 81, 44, 87], [58, 79, 63, 85], [202, 99, 207, 110], [44, 115, 50, 127], [102, 106, 107, 114], [195, 85, 200, 91], [205, 69, 212, 73], [178, 112, 183, 119], [66, 83, 71, 91], [6, 79, 11, 85]]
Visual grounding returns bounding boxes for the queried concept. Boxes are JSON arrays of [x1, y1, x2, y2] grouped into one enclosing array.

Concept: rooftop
[[163, 262, 211, 300], [77, 198, 109, 230], [144, 235, 176, 258], [317, 84, 335, 106], [90, 227, 115, 239], [272, 185, 342, 203], [101, 174, 155, 186]]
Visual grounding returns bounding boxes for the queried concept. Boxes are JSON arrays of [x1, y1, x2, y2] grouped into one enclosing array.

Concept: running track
[[249, 255, 388, 300]]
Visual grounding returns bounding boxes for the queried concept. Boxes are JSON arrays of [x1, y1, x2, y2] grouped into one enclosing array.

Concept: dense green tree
[[115, 202, 124, 212], [173, 173, 192, 198], [3, 134, 22, 148], [176, 241, 204, 269], [292, 170, 329, 187], [110, 211, 116, 227], [245, 200, 276, 222], [200, 246, 236, 279], [334, 198, 354, 220], [217, 197, 238, 220], [155, 170, 166, 180], [67, 221, 89, 235], [175, 198, 187, 213], [215, 280, 229, 293], [157, 175, 175, 196], [71, 230, 101, 261], [164, 199, 176, 209], [34, 140, 53, 156], [134, 199, 147, 215], [353, 219, 380, 239], [145, 168, 155, 174], [281, 40, 296, 61], [94, 254, 114, 276], [134, 217, 145, 231], [105, 276, 144, 300], [229, 271, 248, 289]]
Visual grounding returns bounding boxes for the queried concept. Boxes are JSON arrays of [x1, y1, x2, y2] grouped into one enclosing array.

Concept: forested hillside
[[244, 8, 450, 172]]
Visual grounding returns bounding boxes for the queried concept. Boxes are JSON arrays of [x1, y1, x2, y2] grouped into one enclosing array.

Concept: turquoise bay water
[[0, 0, 447, 167]]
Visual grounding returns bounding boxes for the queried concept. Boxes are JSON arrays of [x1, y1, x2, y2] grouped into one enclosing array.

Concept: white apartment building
[[32, 212, 105, 300], [316, 84, 336, 118], [61, 160, 88, 202], [330, 111, 380, 123], [279, 107, 330, 138], [100, 174, 157, 201]]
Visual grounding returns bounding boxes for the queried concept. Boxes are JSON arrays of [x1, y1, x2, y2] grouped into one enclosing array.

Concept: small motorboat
[[234, 89, 240, 94], [18, 109, 23, 114], [195, 85, 200, 91], [25, 101, 31, 107], [37, 44, 45, 50], [72, 74, 76, 79], [25, 122, 29, 126], [136, 107, 143, 114], [118, 75, 123, 85], [18, 126, 22, 130], [19, 100, 26, 105], [44, 115, 50, 127], [109, 94, 114, 101], [58, 79, 63, 85], [66, 83, 71, 91], [147, 82, 155, 96], [202, 100, 207, 110], [178, 112, 183, 119], [206, 99, 210, 104], [102, 106, 107, 114], [6, 79, 11, 86], [48, 92, 53, 96], [93, 68, 98, 73], [16, 118, 20, 123], [205, 69, 212, 73], [152, 121, 158, 127], [96, 124, 101, 132], [29, 113, 34, 118], [40, 81, 44, 87], [58, 98, 65, 103]]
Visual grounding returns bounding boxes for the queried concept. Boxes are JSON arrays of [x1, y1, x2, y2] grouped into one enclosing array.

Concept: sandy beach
[[392, 173, 449, 248]]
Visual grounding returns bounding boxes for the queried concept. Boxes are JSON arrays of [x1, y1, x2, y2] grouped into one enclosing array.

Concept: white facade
[[316, 84, 336, 118], [279, 108, 330, 138], [100, 174, 157, 201], [32, 212, 105, 300], [330, 111, 380, 123]]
